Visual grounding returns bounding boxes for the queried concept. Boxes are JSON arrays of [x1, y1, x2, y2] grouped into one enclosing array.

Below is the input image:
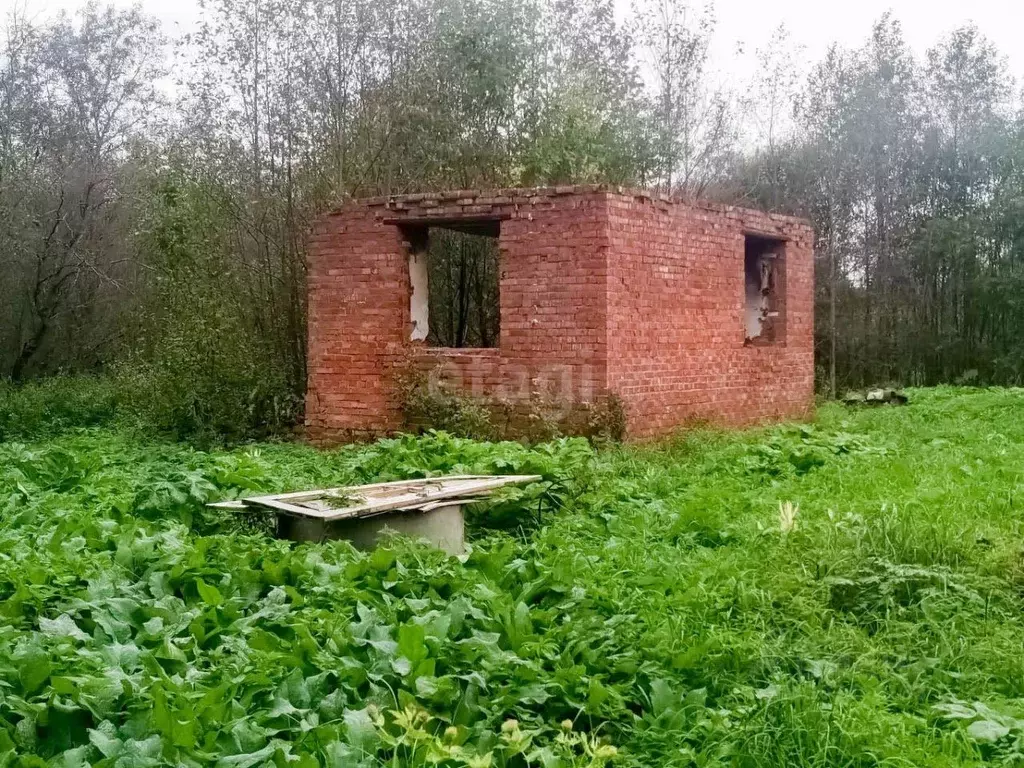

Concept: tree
[[0, 2, 166, 380], [630, 0, 734, 197], [795, 46, 861, 396], [738, 25, 803, 210]]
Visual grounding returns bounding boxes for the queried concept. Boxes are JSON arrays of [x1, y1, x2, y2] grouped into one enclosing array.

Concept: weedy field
[[3, 387, 1024, 767]]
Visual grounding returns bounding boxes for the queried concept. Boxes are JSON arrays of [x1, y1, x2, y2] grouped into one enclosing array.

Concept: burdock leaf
[[966, 719, 1010, 742], [40, 614, 89, 642]]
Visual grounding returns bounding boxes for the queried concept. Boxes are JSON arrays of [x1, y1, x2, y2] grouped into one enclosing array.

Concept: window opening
[[406, 222, 500, 348], [744, 235, 785, 344]]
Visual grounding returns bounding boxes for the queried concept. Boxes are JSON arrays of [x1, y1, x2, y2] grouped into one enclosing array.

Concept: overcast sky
[[14, 0, 1024, 85], [711, 0, 1023, 82]]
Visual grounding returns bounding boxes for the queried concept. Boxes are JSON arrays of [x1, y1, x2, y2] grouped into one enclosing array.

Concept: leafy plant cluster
[[735, 423, 889, 477], [3, 387, 1024, 765], [0, 377, 118, 442], [399, 371, 627, 444], [0, 366, 295, 446], [399, 374, 497, 442]]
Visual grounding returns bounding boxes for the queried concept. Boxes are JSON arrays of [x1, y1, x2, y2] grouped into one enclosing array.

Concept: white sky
[[712, 0, 1023, 84], [10, 0, 1024, 85]]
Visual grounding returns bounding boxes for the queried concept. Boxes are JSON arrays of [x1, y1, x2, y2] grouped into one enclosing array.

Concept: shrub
[[0, 376, 118, 440], [114, 173, 304, 443], [399, 367, 628, 443], [398, 369, 497, 440], [113, 331, 300, 444]]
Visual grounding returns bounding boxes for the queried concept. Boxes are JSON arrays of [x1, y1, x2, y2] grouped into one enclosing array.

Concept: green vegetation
[[0, 377, 118, 443], [3, 387, 1024, 766], [400, 372, 627, 444]]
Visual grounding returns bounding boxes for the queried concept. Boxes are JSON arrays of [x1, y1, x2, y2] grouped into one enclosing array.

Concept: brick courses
[[305, 185, 814, 442]]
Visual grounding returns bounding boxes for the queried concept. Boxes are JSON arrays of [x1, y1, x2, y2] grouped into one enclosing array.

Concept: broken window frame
[[743, 234, 786, 345]]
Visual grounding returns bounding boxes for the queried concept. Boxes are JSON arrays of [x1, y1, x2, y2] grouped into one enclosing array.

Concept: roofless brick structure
[[306, 185, 814, 442]]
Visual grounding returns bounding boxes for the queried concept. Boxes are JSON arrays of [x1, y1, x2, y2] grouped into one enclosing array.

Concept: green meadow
[[2, 387, 1024, 766]]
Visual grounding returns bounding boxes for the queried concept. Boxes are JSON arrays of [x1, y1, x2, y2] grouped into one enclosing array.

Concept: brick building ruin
[[305, 185, 814, 442]]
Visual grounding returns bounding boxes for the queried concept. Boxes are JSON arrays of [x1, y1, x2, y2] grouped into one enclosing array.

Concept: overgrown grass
[[0, 370, 299, 445], [2, 387, 1024, 765]]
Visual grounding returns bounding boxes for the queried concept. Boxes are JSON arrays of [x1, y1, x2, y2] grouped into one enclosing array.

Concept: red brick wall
[[306, 205, 410, 438], [305, 187, 612, 441], [606, 193, 815, 438], [305, 185, 814, 442]]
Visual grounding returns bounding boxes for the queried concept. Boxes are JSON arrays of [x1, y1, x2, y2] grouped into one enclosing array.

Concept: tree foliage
[[737, 17, 1023, 391]]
